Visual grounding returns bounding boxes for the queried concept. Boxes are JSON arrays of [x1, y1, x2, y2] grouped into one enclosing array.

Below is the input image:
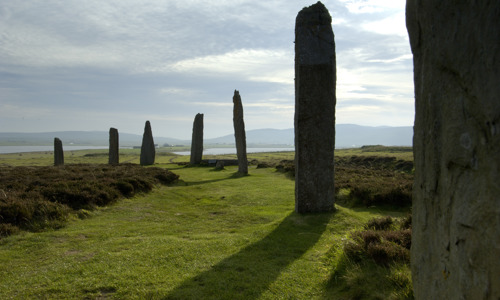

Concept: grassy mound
[[0, 164, 178, 235]]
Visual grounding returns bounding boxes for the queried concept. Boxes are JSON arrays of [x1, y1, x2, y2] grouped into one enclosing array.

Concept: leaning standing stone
[[233, 90, 248, 174], [140, 121, 155, 166], [54, 137, 64, 166], [190, 113, 204, 165], [294, 1, 336, 213], [108, 127, 119, 165]]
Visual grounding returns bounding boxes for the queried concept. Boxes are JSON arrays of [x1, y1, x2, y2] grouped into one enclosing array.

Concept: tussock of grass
[[329, 215, 413, 299], [0, 164, 178, 235]]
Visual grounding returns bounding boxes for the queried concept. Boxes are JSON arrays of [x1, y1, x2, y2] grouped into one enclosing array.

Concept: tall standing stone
[[190, 113, 204, 165], [233, 90, 248, 174], [54, 137, 64, 166], [294, 2, 336, 213], [407, 1, 500, 298], [140, 121, 155, 166], [109, 127, 119, 165]]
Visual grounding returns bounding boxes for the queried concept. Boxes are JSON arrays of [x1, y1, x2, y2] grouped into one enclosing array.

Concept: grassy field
[[0, 148, 413, 299]]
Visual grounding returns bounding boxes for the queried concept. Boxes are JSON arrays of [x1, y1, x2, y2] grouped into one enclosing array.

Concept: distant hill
[[336, 124, 413, 148], [0, 124, 413, 148], [0, 131, 186, 147], [205, 125, 412, 148]]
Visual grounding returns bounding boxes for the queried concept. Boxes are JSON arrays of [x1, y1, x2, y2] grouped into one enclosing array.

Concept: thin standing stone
[[140, 121, 155, 166], [233, 90, 248, 174], [190, 113, 204, 165], [54, 137, 64, 166], [294, 1, 336, 213], [109, 127, 119, 165]]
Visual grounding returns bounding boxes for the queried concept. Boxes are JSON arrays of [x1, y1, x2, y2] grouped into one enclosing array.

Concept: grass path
[[0, 163, 402, 299]]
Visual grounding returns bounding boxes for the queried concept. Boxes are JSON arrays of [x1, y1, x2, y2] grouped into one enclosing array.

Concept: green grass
[[0, 149, 413, 299]]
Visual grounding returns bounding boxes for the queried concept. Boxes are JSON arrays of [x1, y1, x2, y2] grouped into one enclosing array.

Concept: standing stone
[[232, 90, 248, 174], [215, 160, 225, 170], [140, 121, 155, 166], [108, 127, 119, 165], [294, 2, 336, 213], [190, 113, 204, 165], [407, 1, 500, 298], [54, 137, 64, 166]]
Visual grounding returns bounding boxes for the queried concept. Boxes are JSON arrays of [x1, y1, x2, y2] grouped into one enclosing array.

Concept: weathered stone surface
[[233, 90, 248, 174], [407, 1, 500, 298], [190, 113, 204, 165], [294, 1, 336, 213], [54, 137, 64, 166], [108, 127, 119, 165], [140, 121, 155, 166]]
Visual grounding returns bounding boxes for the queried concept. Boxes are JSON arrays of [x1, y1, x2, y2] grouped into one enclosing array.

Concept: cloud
[[0, 0, 415, 139], [168, 48, 293, 84], [361, 11, 408, 37], [339, 0, 405, 14]]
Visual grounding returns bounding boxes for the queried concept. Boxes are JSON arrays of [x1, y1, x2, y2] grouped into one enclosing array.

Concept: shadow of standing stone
[[54, 137, 64, 166], [140, 121, 155, 166], [190, 113, 204, 165], [163, 212, 333, 299], [233, 90, 248, 174], [294, 2, 336, 213], [109, 127, 119, 165]]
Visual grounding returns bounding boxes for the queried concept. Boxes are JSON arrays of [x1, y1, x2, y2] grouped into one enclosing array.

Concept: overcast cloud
[[0, 0, 413, 139]]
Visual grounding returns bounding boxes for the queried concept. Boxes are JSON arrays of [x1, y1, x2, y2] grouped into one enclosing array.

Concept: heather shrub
[[365, 216, 394, 230], [276, 154, 414, 207], [344, 216, 411, 266], [331, 214, 413, 299], [0, 164, 178, 237], [0, 223, 19, 237]]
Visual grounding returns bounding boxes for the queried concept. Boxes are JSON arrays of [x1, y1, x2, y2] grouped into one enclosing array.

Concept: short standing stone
[[190, 113, 204, 165], [140, 121, 155, 166], [54, 137, 64, 166], [109, 127, 119, 165], [294, 1, 336, 213], [407, 1, 500, 298], [233, 90, 248, 174], [215, 160, 225, 170]]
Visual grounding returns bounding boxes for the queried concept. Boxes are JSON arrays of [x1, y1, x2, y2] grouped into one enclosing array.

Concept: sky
[[0, 0, 413, 139]]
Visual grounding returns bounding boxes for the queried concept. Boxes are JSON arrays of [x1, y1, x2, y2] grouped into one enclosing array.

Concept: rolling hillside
[[0, 124, 412, 148]]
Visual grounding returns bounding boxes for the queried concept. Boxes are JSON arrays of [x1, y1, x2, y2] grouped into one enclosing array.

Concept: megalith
[[54, 137, 64, 166], [232, 90, 248, 174], [407, 1, 500, 298], [109, 127, 119, 165], [294, 1, 336, 213], [190, 113, 204, 165], [140, 121, 155, 166]]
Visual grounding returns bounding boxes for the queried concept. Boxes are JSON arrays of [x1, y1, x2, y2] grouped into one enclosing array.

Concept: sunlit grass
[[0, 148, 413, 299]]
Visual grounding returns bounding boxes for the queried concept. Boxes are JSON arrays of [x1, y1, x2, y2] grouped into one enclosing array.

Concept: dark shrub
[[155, 171, 179, 184], [0, 223, 19, 237], [401, 214, 412, 229], [384, 229, 412, 250], [350, 187, 373, 205], [344, 217, 411, 266], [115, 181, 135, 197], [358, 230, 382, 246], [366, 216, 394, 230], [0, 164, 179, 236]]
